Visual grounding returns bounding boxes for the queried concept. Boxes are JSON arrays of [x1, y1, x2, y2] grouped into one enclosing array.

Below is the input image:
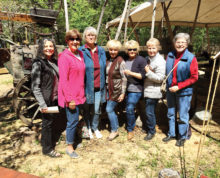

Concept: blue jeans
[[65, 106, 79, 144], [126, 92, 142, 132], [167, 91, 192, 139], [145, 98, 159, 135], [106, 100, 119, 132], [84, 91, 101, 131]]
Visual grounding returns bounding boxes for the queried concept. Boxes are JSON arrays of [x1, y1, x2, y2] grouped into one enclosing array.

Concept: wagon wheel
[[13, 75, 41, 126]]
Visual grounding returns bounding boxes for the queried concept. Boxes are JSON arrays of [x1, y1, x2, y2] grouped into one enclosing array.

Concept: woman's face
[[43, 41, 54, 59], [174, 37, 188, 53], [147, 43, 158, 57], [109, 48, 119, 59], [67, 35, 80, 53], [127, 47, 138, 59], [85, 32, 96, 45]]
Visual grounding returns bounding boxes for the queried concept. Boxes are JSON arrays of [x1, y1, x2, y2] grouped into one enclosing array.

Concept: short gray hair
[[83, 26, 97, 41], [173, 33, 190, 45]]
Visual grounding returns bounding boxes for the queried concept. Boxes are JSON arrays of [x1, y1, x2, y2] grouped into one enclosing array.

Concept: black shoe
[[144, 133, 155, 141], [175, 139, 185, 147], [162, 136, 176, 142]]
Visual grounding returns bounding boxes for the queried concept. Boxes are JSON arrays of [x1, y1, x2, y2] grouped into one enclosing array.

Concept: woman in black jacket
[[31, 38, 65, 157]]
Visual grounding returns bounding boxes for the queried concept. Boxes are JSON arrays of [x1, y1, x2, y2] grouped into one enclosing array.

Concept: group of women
[[31, 26, 198, 159]]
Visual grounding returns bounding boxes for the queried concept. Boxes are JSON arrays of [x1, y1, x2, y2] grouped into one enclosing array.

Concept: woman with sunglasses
[[124, 40, 147, 140], [79, 27, 106, 139], [58, 29, 86, 158]]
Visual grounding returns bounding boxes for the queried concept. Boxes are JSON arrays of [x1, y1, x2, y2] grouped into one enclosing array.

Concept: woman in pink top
[[58, 29, 86, 158]]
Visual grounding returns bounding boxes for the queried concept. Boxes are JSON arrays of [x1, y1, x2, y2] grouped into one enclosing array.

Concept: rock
[[158, 168, 180, 178]]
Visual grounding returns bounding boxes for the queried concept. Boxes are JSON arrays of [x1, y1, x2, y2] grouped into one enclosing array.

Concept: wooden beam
[[97, 0, 108, 39], [115, 0, 130, 40], [161, 2, 173, 42], [151, 0, 157, 38], [124, 0, 132, 42], [190, 0, 201, 38], [0, 11, 34, 23], [129, 16, 140, 43]]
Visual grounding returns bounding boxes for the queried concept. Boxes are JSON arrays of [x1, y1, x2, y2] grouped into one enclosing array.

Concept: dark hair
[[36, 38, 58, 60], [65, 29, 82, 42]]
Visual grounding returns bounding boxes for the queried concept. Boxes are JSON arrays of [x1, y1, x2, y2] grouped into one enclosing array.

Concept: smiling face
[[127, 48, 138, 59], [85, 32, 96, 46], [174, 37, 188, 53], [67, 35, 80, 54], [43, 41, 54, 60], [147, 43, 158, 57], [109, 48, 119, 59]]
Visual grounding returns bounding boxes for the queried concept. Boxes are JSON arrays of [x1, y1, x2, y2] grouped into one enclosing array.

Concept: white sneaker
[[89, 129, 94, 139], [94, 130, 103, 139]]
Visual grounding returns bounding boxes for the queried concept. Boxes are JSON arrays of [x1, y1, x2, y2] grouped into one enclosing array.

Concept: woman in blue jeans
[[143, 38, 165, 141], [106, 40, 127, 141], [79, 27, 106, 139], [124, 40, 147, 140], [162, 33, 198, 147]]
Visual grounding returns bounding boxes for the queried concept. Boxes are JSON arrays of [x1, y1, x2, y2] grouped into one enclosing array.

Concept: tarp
[[106, 0, 220, 28]]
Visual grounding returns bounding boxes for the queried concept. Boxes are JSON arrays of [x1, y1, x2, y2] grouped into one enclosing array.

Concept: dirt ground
[[0, 73, 220, 178]]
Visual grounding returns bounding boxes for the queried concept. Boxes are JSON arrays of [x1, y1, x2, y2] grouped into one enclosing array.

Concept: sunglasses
[[128, 48, 137, 52], [69, 37, 80, 41]]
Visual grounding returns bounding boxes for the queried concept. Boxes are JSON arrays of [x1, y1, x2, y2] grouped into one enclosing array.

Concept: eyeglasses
[[69, 37, 80, 41], [176, 41, 187, 45], [128, 48, 137, 51]]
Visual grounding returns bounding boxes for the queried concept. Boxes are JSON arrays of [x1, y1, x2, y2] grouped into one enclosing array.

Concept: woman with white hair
[[106, 40, 127, 141], [162, 33, 198, 147], [124, 40, 147, 140], [79, 27, 106, 139]]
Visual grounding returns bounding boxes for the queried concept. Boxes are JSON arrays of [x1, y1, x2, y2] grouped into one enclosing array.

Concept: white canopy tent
[[106, 0, 220, 29]]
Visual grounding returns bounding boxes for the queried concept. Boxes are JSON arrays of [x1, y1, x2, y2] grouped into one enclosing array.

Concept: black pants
[[41, 108, 66, 154]]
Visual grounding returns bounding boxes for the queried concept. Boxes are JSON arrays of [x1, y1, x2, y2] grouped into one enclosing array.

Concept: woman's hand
[[169, 85, 179, 93], [145, 65, 150, 73], [41, 108, 48, 113], [117, 94, 125, 103], [69, 100, 76, 110], [124, 69, 132, 76]]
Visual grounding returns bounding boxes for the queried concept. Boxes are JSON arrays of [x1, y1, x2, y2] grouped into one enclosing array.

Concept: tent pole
[[151, 0, 157, 38], [161, 2, 173, 42], [190, 0, 201, 38], [115, 0, 130, 40], [129, 17, 140, 43], [206, 25, 210, 53], [124, 0, 132, 42], [64, 0, 69, 32], [97, 0, 108, 40]]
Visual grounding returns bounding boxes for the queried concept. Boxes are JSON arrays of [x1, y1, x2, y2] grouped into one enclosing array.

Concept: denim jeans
[[166, 91, 192, 139], [65, 106, 79, 144], [145, 98, 159, 135], [106, 100, 119, 132], [126, 92, 142, 132], [84, 91, 101, 131]]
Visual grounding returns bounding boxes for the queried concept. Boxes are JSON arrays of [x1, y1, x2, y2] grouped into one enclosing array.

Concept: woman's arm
[[31, 62, 47, 110], [124, 70, 142, 79]]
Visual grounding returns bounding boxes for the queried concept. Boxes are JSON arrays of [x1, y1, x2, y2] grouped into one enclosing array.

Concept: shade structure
[[106, 0, 220, 29]]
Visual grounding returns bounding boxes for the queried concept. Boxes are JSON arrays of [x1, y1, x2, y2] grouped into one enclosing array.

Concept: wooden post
[[124, 0, 132, 42], [151, 0, 157, 38], [190, 0, 201, 38], [115, 0, 130, 40], [64, 0, 69, 32], [129, 17, 140, 43], [206, 25, 210, 53], [161, 2, 173, 42], [97, 0, 108, 39]]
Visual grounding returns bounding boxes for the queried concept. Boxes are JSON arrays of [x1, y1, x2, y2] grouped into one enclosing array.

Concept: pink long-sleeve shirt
[[58, 49, 86, 108]]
